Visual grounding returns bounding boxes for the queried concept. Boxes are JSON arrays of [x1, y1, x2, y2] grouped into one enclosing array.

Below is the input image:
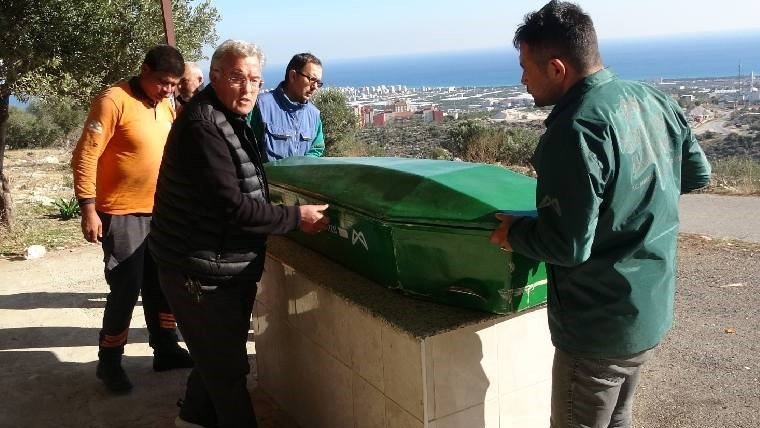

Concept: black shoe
[[153, 346, 194, 372], [96, 360, 133, 393]]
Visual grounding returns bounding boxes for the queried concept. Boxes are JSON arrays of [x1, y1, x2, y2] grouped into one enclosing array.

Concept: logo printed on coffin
[[351, 229, 368, 250], [327, 224, 350, 239]]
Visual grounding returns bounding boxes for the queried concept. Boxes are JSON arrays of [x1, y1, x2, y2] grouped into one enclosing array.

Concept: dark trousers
[[158, 264, 258, 428], [98, 213, 178, 358]]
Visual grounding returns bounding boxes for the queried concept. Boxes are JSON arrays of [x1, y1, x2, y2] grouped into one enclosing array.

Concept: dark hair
[[513, 1, 601, 73], [284, 53, 322, 82], [143, 45, 185, 77]]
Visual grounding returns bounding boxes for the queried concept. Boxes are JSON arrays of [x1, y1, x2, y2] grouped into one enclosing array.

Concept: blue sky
[[208, 0, 760, 66]]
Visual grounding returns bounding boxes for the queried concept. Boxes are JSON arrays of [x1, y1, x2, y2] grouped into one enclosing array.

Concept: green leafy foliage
[[0, 0, 220, 106], [7, 99, 86, 148], [444, 119, 487, 154], [7, 107, 60, 149], [709, 156, 760, 194], [312, 89, 359, 156], [28, 98, 87, 136], [706, 132, 760, 161], [52, 197, 80, 220], [444, 120, 539, 165], [0, 0, 221, 226], [427, 147, 454, 160]]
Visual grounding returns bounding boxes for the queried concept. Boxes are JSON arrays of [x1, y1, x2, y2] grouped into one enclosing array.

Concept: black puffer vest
[[150, 86, 270, 282]]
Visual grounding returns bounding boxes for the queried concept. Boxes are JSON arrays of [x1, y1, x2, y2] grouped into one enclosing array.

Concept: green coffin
[[265, 157, 546, 314]]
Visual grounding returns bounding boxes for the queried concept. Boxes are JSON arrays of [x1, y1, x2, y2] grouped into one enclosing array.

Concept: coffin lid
[[265, 157, 537, 229]]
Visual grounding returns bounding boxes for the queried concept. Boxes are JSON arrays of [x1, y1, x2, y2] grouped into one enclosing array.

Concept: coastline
[[262, 32, 760, 89]]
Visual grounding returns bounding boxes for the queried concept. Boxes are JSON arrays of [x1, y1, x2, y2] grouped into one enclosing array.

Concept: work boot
[[96, 358, 133, 393], [153, 344, 194, 372]]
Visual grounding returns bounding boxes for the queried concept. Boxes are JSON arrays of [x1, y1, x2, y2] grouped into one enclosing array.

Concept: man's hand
[[298, 204, 330, 234], [489, 213, 516, 251], [80, 203, 102, 243]]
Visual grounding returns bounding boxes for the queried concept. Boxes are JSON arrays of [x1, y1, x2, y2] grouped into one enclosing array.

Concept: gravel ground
[[634, 235, 760, 428]]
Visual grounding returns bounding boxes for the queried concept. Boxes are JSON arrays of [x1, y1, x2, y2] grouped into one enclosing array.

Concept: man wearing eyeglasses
[[71, 45, 193, 394], [150, 40, 329, 427], [251, 52, 325, 161]]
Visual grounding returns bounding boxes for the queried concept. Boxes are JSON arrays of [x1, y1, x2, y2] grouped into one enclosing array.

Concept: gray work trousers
[[550, 347, 656, 428]]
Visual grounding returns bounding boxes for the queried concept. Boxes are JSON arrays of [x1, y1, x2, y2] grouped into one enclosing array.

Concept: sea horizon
[[9, 30, 760, 107], [263, 30, 760, 89]]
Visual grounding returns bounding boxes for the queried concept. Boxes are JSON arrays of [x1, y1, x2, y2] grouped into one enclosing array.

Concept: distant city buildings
[[660, 71, 760, 108], [338, 84, 540, 127], [334, 72, 759, 129], [351, 99, 444, 127]]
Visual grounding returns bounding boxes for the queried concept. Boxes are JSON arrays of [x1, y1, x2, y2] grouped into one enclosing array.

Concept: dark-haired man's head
[[283, 53, 323, 103], [139, 45, 185, 103], [513, 1, 603, 106]]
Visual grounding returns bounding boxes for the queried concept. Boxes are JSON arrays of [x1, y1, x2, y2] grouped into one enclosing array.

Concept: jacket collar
[[272, 81, 308, 113], [545, 68, 616, 126], [128, 76, 157, 107]]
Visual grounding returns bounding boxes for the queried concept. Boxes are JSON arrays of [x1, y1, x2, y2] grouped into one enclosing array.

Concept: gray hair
[[185, 61, 202, 72], [210, 39, 266, 73]]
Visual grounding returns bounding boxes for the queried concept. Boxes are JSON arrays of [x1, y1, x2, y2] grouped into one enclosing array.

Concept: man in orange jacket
[[71, 45, 193, 393]]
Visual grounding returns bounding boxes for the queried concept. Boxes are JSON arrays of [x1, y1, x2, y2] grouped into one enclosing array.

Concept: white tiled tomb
[[252, 237, 553, 428]]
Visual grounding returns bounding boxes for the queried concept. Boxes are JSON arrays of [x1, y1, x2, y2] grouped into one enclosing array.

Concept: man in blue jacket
[[251, 52, 325, 161], [489, 2, 711, 427]]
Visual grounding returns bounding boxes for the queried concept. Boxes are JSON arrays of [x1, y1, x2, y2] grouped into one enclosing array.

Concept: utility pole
[[736, 61, 743, 110], [159, 0, 176, 47]]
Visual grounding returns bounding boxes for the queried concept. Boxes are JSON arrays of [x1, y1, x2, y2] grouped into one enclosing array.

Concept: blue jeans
[[550, 347, 655, 428]]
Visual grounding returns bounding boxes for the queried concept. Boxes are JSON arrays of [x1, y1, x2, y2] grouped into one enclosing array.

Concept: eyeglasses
[[297, 70, 324, 88], [216, 69, 264, 90]]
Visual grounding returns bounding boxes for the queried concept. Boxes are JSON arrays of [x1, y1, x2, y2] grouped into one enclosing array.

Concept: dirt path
[[0, 245, 292, 428], [0, 245, 185, 427], [692, 113, 731, 136]]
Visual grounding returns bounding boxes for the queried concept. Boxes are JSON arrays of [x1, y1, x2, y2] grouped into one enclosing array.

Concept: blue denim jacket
[[251, 82, 324, 161]]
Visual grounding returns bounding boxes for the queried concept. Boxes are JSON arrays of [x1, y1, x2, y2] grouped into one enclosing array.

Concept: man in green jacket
[[490, 2, 711, 427]]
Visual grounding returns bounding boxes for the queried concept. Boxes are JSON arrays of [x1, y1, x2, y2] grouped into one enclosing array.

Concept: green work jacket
[[509, 68, 711, 357]]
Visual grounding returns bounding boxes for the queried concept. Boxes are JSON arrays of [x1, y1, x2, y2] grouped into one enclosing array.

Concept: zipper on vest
[[216, 227, 228, 271]]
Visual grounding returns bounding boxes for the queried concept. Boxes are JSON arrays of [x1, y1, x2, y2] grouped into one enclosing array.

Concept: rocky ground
[[3, 148, 74, 207], [0, 148, 81, 256]]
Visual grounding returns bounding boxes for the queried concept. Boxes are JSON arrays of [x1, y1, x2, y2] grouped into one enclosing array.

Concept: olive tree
[[312, 88, 359, 156], [0, 0, 220, 228]]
